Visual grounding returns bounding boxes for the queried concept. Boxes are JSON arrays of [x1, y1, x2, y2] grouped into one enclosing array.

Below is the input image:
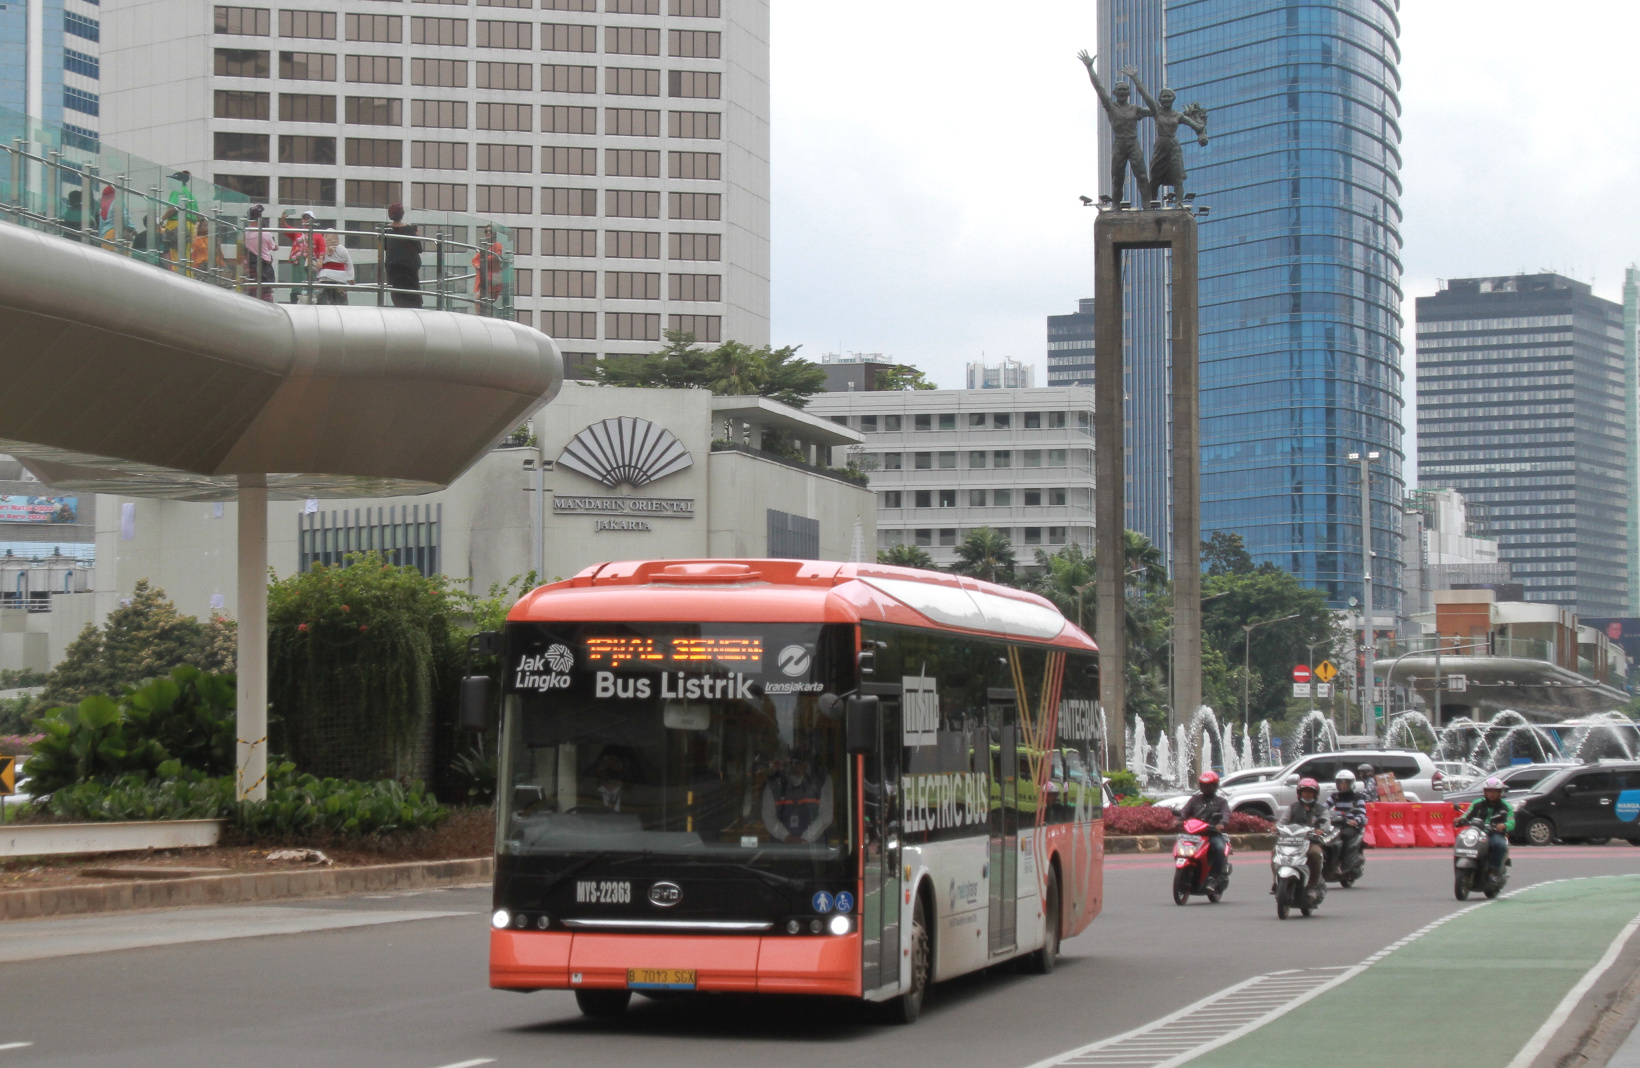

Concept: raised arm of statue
[[1077, 50, 1114, 112], [1182, 102, 1210, 146], [1122, 65, 1162, 117]]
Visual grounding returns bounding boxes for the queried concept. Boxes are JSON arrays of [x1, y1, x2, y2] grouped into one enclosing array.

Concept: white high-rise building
[[966, 358, 1034, 390], [99, 0, 768, 373]]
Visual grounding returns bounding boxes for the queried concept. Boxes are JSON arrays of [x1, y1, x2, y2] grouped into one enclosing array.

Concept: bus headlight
[[828, 915, 852, 936], [492, 909, 511, 929]]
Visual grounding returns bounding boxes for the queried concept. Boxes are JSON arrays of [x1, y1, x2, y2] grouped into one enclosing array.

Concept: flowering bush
[[1104, 804, 1273, 836], [0, 733, 43, 757]]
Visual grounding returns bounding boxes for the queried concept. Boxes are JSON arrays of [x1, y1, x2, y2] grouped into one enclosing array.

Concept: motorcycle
[[1272, 822, 1338, 919], [1323, 820, 1366, 888], [1453, 820, 1511, 900], [1172, 817, 1232, 905]]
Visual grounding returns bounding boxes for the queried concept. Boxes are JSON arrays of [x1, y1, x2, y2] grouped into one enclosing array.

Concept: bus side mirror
[[459, 676, 492, 732], [846, 695, 879, 754]]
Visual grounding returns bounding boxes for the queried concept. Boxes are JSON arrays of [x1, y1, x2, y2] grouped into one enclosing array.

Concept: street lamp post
[[1242, 612, 1299, 735], [1304, 636, 1327, 717], [1348, 450, 1381, 740]]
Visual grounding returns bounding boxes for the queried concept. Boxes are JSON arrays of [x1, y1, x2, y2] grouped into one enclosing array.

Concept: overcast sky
[[768, 1, 1640, 423]]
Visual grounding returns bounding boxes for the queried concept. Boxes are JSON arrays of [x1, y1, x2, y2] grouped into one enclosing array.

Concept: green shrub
[[1104, 769, 1143, 800]]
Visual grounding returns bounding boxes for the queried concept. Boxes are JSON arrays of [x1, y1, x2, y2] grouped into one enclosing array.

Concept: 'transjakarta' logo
[[513, 644, 574, 691]]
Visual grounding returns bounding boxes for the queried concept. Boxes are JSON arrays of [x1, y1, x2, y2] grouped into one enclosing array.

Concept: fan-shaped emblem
[[557, 417, 694, 488]]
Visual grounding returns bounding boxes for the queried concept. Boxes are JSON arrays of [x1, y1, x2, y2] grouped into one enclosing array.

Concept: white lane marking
[[429, 1060, 494, 1068], [0, 1043, 33, 1052], [1503, 908, 1640, 1068]]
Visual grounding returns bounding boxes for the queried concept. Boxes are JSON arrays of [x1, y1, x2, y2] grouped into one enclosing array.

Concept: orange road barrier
[[1414, 802, 1458, 848], [1368, 802, 1418, 848]]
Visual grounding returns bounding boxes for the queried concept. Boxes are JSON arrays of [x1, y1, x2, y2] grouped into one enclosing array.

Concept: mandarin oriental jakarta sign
[[555, 417, 695, 530], [0, 496, 78, 523]]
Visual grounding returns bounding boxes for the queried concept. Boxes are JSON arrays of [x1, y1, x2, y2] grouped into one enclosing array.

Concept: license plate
[[627, 968, 697, 990]]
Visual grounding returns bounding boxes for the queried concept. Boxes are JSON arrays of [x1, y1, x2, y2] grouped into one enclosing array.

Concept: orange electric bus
[[475, 558, 1104, 1023]]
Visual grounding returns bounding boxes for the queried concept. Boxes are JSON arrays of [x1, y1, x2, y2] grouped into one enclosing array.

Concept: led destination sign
[[585, 636, 763, 667]]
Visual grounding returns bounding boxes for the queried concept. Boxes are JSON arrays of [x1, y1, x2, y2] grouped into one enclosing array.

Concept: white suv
[[1219, 750, 1442, 820]]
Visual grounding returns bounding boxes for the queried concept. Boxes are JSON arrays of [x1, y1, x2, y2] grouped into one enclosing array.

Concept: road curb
[[1105, 833, 1274, 854], [0, 856, 494, 922]]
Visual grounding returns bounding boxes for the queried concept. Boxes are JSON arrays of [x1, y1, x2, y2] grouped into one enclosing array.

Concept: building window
[[544, 188, 596, 216], [859, 415, 878, 432], [938, 528, 957, 547], [606, 271, 660, 299], [881, 453, 901, 470], [914, 528, 932, 546], [607, 148, 660, 178], [608, 0, 658, 10], [411, 58, 466, 86], [279, 176, 336, 205], [541, 0, 595, 8], [279, 51, 335, 80], [515, 311, 533, 328], [1078, 412, 1092, 430], [410, 15, 466, 44], [668, 70, 720, 99], [671, 0, 720, 16], [606, 230, 661, 258], [607, 312, 661, 341], [668, 273, 719, 301], [993, 489, 1012, 506], [913, 414, 931, 431], [1049, 411, 1066, 429], [968, 451, 985, 468], [938, 489, 956, 508], [64, 11, 100, 40], [215, 174, 270, 199], [668, 315, 720, 341], [1023, 489, 1041, 507], [607, 189, 660, 219], [412, 182, 467, 211], [543, 228, 597, 256], [560, 352, 600, 379], [1023, 450, 1041, 467], [409, 99, 464, 128], [913, 452, 931, 470], [992, 450, 1011, 468], [477, 19, 533, 48], [542, 64, 595, 93], [668, 192, 720, 220], [216, 48, 270, 77], [540, 146, 595, 174], [669, 151, 720, 180], [1048, 449, 1067, 466], [345, 179, 401, 207], [606, 25, 659, 55], [1023, 527, 1042, 545], [968, 413, 985, 427], [280, 10, 335, 38], [345, 12, 401, 41], [544, 311, 597, 339], [939, 413, 955, 430], [605, 108, 660, 136], [913, 491, 931, 509], [606, 67, 660, 96], [968, 489, 986, 507], [1049, 488, 1067, 506], [882, 491, 901, 509], [63, 87, 100, 116], [278, 134, 335, 164], [993, 413, 1011, 429], [475, 102, 528, 130], [480, 143, 534, 172], [668, 29, 719, 58], [541, 270, 596, 297], [216, 90, 270, 119], [938, 451, 956, 469], [214, 131, 269, 161], [1048, 527, 1067, 544], [281, 93, 336, 122], [1024, 412, 1041, 429], [409, 140, 463, 168], [475, 185, 529, 213], [668, 110, 720, 139], [542, 105, 597, 134], [538, 22, 593, 51], [215, 6, 270, 34], [346, 55, 403, 84], [670, 232, 720, 260], [299, 505, 440, 577], [476, 61, 530, 90]]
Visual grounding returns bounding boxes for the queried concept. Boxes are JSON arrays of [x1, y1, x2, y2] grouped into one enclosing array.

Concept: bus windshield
[[497, 621, 854, 860]]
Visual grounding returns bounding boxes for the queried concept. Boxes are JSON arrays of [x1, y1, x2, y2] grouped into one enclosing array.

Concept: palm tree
[[878, 544, 936, 569], [951, 527, 1016, 585], [704, 340, 767, 396], [1123, 529, 1167, 589]]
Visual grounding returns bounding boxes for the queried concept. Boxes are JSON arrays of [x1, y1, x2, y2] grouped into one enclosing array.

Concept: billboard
[[0, 496, 78, 524], [1584, 618, 1640, 674]]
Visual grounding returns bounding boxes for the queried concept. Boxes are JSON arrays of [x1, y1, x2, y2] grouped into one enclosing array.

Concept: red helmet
[[1297, 777, 1320, 795], [1198, 771, 1220, 788]]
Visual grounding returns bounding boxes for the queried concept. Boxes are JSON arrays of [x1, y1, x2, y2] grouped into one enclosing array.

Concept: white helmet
[[1483, 776, 1505, 791], [1334, 769, 1356, 787]]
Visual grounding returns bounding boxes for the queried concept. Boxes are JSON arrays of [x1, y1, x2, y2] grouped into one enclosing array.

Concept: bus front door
[[861, 690, 902, 996], [988, 692, 1018, 956]]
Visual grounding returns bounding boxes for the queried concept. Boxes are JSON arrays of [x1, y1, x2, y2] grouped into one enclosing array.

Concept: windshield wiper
[[535, 852, 615, 897]]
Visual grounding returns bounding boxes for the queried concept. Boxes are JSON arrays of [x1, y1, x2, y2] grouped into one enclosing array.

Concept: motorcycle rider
[[1326, 769, 1367, 875], [1455, 776, 1514, 878], [1281, 778, 1331, 893], [1357, 763, 1379, 803], [1180, 771, 1231, 887]]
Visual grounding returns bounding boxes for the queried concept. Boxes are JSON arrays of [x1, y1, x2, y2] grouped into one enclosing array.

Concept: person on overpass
[[762, 747, 834, 845], [1179, 771, 1230, 886], [1283, 778, 1331, 892], [1456, 777, 1514, 876]]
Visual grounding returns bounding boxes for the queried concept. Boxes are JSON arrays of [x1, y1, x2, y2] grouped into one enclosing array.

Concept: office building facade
[[806, 388, 1097, 571], [99, 0, 768, 372], [2, 0, 102, 149], [966, 358, 1034, 390], [1097, 0, 1407, 610], [1415, 273, 1628, 617]]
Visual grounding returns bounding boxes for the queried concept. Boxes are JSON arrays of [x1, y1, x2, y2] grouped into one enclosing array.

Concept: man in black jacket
[[1180, 771, 1230, 886]]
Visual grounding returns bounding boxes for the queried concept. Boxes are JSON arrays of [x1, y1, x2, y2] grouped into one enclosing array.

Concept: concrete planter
[[1, 819, 226, 859], [1106, 832, 1275, 855]]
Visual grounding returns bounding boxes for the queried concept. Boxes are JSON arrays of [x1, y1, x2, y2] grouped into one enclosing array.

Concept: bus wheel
[[1027, 874, 1061, 974], [884, 896, 930, 1024], [575, 989, 631, 1018]]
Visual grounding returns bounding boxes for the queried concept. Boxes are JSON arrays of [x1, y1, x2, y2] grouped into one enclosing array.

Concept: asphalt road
[[2, 843, 1638, 1068]]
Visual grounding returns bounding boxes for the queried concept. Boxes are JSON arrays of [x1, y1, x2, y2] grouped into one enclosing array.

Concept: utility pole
[[1349, 450, 1381, 741]]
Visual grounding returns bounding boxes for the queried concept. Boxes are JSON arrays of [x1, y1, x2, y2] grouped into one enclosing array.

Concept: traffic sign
[[1317, 683, 1332, 698], [1293, 683, 1311, 698], [0, 755, 14, 795], [1292, 664, 1311, 683], [1447, 675, 1467, 692], [1314, 660, 1337, 683]]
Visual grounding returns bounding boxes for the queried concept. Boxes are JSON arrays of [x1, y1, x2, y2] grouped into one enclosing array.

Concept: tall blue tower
[[1097, 0, 1406, 612]]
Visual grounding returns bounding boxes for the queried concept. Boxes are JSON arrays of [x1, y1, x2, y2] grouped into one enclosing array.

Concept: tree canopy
[[41, 581, 236, 708], [951, 527, 1017, 585], [873, 365, 938, 391], [878, 544, 936, 569], [594, 331, 827, 407]]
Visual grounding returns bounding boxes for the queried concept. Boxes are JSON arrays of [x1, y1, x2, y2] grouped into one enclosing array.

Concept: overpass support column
[[236, 475, 268, 802]]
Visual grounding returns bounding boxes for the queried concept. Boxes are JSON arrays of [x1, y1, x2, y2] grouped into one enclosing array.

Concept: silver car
[[1218, 750, 1442, 820], [1154, 766, 1286, 814]]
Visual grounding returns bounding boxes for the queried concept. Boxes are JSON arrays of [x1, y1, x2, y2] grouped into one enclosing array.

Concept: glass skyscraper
[[1, 0, 101, 150], [1094, 0, 1406, 611]]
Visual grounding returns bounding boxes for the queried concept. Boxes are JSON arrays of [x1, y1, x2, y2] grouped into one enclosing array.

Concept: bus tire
[[1025, 869, 1061, 974], [574, 989, 631, 1018], [883, 894, 930, 1024]]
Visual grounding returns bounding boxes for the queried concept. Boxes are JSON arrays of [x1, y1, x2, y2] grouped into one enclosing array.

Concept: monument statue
[[1124, 68, 1209, 203], [1077, 50, 1150, 207]]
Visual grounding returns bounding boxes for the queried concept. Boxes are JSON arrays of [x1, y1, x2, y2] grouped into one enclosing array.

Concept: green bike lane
[[1185, 874, 1640, 1068]]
